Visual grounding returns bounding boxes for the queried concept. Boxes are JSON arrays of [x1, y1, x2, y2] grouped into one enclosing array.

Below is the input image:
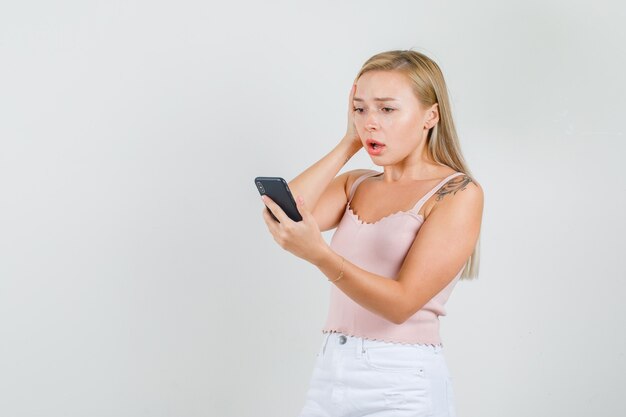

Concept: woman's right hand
[[340, 83, 363, 150]]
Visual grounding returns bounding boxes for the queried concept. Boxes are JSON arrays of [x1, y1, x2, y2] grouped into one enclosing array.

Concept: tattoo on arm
[[435, 176, 474, 202]]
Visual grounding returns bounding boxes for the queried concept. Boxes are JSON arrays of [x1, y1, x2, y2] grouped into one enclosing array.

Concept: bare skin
[[345, 170, 474, 224]]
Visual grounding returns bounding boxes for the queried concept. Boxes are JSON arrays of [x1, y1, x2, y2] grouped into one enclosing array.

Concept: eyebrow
[[353, 97, 398, 102]]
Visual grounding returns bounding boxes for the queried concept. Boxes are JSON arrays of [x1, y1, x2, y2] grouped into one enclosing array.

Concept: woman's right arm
[[287, 85, 363, 231], [287, 140, 361, 227]]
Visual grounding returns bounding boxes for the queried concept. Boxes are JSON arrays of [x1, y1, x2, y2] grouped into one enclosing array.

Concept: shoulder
[[343, 169, 380, 195], [430, 173, 484, 219], [447, 173, 483, 197]]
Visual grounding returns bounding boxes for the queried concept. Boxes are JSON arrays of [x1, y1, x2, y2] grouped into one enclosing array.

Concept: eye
[[382, 107, 395, 113], [353, 107, 364, 113]]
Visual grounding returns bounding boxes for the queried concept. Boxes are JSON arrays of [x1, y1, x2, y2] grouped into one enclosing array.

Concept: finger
[[349, 83, 356, 107], [295, 195, 310, 221], [261, 195, 289, 224], [262, 206, 271, 223], [262, 206, 278, 234]]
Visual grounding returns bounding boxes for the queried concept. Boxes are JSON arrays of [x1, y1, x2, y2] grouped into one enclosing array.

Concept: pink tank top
[[321, 171, 467, 346]]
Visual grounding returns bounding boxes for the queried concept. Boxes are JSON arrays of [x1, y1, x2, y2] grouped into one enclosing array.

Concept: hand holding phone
[[254, 176, 302, 222]]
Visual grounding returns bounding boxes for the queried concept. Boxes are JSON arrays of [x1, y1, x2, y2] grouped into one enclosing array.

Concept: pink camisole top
[[321, 170, 467, 346]]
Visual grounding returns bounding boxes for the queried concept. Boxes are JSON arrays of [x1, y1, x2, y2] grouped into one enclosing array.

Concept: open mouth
[[367, 140, 385, 149], [366, 141, 386, 155]]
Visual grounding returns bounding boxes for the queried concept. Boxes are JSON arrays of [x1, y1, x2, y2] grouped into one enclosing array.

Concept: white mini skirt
[[297, 331, 458, 417]]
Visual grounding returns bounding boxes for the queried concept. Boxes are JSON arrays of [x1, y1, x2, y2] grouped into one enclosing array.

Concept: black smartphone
[[254, 176, 302, 223]]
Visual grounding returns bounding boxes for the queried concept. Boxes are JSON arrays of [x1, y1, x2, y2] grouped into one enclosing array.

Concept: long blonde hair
[[355, 49, 480, 280]]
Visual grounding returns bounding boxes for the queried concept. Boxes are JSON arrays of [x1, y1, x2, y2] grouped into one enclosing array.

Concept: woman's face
[[353, 70, 437, 160]]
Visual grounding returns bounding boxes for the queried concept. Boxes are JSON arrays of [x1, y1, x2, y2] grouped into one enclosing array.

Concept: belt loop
[[358, 337, 365, 357]]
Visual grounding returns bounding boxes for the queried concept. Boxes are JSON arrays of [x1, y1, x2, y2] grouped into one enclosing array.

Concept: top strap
[[410, 172, 466, 214], [348, 171, 382, 202]]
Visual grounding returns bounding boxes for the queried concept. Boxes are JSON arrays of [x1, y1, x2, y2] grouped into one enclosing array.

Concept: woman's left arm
[[315, 181, 484, 324]]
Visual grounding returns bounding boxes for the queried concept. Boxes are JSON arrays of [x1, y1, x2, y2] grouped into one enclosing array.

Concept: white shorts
[[297, 331, 458, 417]]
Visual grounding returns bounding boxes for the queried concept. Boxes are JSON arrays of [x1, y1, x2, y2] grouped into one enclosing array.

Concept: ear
[[426, 103, 439, 128]]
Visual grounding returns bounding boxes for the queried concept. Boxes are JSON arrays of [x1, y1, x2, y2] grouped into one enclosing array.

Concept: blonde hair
[[355, 49, 480, 280]]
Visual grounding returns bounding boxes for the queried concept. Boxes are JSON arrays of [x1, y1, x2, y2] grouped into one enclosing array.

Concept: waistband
[[320, 331, 443, 357]]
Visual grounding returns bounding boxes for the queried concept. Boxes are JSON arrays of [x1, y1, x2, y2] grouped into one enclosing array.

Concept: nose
[[365, 113, 379, 131]]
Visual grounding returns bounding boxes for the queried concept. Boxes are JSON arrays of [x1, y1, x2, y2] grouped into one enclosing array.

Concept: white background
[[1, 1, 625, 416]]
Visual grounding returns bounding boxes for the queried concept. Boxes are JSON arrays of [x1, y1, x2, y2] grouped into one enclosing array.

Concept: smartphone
[[254, 176, 303, 223]]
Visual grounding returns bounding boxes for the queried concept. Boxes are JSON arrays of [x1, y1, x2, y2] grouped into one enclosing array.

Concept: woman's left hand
[[261, 194, 329, 266]]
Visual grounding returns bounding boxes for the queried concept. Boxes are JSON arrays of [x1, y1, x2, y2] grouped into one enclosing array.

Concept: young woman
[[261, 49, 483, 417]]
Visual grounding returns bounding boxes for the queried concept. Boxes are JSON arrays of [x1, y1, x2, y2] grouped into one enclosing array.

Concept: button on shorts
[[297, 331, 457, 417]]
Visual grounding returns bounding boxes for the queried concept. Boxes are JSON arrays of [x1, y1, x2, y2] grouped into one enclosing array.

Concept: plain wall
[[1, 1, 625, 416]]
